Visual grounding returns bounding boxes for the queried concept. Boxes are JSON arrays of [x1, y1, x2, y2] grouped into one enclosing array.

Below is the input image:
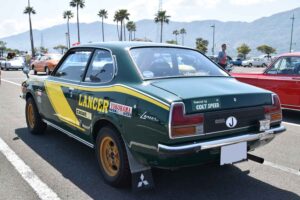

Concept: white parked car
[[1, 56, 25, 70], [242, 57, 268, 67]]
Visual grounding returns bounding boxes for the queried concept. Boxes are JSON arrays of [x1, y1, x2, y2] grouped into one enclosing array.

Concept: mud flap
[[125, 146, 155, 191]]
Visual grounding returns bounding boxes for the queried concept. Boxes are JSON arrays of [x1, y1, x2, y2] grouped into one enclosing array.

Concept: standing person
[[217, 44, 227, 69]]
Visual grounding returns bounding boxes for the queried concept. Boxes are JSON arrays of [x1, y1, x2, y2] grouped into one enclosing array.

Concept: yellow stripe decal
[[45, 81, 170, 111], [45, 81, 85, 131]]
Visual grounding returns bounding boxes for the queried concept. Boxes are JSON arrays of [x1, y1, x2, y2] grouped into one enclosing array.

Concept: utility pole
[[211, 24, 215, 56], [289, 14, 295, 53]]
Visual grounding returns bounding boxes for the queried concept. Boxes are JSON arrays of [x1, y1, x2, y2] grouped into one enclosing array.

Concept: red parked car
[[232, 52, 300, 111]]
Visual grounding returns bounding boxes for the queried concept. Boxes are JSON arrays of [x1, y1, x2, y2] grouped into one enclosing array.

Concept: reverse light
[[170, 103, 204, 139], [264, 94, 282, 123]]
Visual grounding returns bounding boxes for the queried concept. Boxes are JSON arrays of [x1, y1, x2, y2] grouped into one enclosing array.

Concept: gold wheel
[[99, 136, 120, 177], [27, 103, 35, 129]]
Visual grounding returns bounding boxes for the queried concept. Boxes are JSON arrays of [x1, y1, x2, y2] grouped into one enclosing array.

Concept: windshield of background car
[[50, 54, 62, 60], [130, 47, 228, 79], [267, 56, 300, 75]]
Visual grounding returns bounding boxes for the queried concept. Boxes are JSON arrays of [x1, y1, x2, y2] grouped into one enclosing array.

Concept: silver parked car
[[1, 56, 25, 70]]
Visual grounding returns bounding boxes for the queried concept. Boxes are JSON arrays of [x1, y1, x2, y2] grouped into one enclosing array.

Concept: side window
[[55, 51, 92, 81], [267, 59, 282, 74], [84, 49, 114, 83]]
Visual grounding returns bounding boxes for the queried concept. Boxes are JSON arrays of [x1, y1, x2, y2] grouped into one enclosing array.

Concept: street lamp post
[[211, 24, 215, 56], [289, 14, 295, 53]]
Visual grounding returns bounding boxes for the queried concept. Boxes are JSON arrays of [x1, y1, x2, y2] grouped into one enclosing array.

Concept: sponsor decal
[[140, 112, 159, 122], [76, 108, 92, 120], [192, 97, 221, 111], [78, 94, 109, 113], [109, 102, 132, 118], [226, 116, 237, 128]]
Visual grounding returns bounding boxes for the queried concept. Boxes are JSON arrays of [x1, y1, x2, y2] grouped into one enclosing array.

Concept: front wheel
[[95, 126, 131, 187], [25, 98, 47, 134]]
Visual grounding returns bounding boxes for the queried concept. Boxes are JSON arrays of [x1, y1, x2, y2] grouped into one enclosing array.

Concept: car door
[[260, 56, 300, 108], [76, 49, 116, 135], [43, 49, 93, 134]]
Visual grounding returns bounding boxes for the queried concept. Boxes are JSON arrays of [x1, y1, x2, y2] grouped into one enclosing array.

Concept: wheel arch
[[25, 91, 35, 101], [91, 118, 124, 145]]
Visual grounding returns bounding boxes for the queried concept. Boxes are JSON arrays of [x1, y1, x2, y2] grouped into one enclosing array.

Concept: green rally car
[[22, 42, 285, 189]]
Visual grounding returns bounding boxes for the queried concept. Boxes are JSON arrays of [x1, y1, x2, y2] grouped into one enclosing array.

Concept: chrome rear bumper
[[158, 126, 285, 154]]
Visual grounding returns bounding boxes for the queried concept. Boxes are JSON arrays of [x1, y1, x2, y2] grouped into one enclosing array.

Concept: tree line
[[195, 38, 276, 57], [21, 0, 188, 57]]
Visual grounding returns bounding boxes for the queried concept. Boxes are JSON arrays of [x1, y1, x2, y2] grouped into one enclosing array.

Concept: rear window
[[130, 47, 228, 79]]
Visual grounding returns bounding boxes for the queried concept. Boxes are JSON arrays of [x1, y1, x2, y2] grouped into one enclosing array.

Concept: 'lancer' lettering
[[78, 94, 109, 113]]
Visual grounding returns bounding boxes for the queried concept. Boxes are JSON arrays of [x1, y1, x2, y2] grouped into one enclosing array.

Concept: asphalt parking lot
[[0, 68, 299, 200]]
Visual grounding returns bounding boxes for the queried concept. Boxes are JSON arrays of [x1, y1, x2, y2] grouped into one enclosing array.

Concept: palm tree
[[180, 28, 187, 45], [0, 41, 6, 57], [154, 10, 171, 43], [115, 9, 130, 41], [63, 10, 74, 48], [126, 21, 136, 41], [114, 12, 121, 41], [70, 0, 85, 43], [24, 1, 36, 57], [172, 30, 179, 44], [97, 9, 108, 42]]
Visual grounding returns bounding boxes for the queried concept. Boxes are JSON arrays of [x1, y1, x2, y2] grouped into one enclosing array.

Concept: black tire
[[25, 98, 47, 134], [45, 66, 50, 75], [32, 65, 37, 75], [95, 126, 131, 187], [249, 63, 252, 67]]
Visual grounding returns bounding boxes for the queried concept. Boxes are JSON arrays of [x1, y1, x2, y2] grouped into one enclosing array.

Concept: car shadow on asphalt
[[15, 127, 299, 200], [283, 110, 300, 125]]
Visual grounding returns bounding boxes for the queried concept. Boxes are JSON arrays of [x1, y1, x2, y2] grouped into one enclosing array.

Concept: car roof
[[73, 41, 189, 51]]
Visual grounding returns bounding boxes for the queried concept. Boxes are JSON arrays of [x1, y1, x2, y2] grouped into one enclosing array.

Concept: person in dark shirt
[[217, 44, 227, 69]]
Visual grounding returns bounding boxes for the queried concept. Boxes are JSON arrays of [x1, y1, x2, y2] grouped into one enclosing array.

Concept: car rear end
[[152, 93, 284, 168], [127, 45, 285, 168]]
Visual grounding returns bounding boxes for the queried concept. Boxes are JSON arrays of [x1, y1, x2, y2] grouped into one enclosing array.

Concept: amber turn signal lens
[[271, 112, 282, 122], [171, 126, 196, 138]]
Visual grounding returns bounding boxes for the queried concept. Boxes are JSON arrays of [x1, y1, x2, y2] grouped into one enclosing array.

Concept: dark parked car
[[22, 42, 285, 189]]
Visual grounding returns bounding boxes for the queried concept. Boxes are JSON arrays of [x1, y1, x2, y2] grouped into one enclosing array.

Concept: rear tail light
[[169, 103, 204, 139], [264, 94, 282, 123]]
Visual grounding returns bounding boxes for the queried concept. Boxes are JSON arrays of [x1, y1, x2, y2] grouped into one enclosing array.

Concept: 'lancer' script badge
[[226, 116, 237, 128]]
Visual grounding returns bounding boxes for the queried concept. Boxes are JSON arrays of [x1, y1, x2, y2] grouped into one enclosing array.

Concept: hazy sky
[[0, 0, 300, 38]]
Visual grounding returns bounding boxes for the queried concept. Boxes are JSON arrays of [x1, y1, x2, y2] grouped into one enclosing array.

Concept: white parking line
[[1, 79, 21, 86], [264, 160, 300, 176], [0, 137, 61, 200], [283, 121, 300, 127]]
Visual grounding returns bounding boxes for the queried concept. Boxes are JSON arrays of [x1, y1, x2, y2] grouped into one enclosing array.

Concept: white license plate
[[220, 142, 247, 165], [259, 119, 270, 132]]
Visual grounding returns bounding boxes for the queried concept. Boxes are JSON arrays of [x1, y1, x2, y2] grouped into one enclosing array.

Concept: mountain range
[[1, 7, 300, 57]]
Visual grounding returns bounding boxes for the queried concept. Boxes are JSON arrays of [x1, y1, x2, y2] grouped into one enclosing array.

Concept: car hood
[[8, 60, 24, 65], [150, 77, 273, 113]]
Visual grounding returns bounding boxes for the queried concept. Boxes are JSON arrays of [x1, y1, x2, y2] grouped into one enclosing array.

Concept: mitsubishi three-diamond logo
[[137, 173, 149, 188]]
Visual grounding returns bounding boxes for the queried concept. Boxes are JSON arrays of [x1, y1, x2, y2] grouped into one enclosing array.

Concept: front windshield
[[130, 47, 228, 79]]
